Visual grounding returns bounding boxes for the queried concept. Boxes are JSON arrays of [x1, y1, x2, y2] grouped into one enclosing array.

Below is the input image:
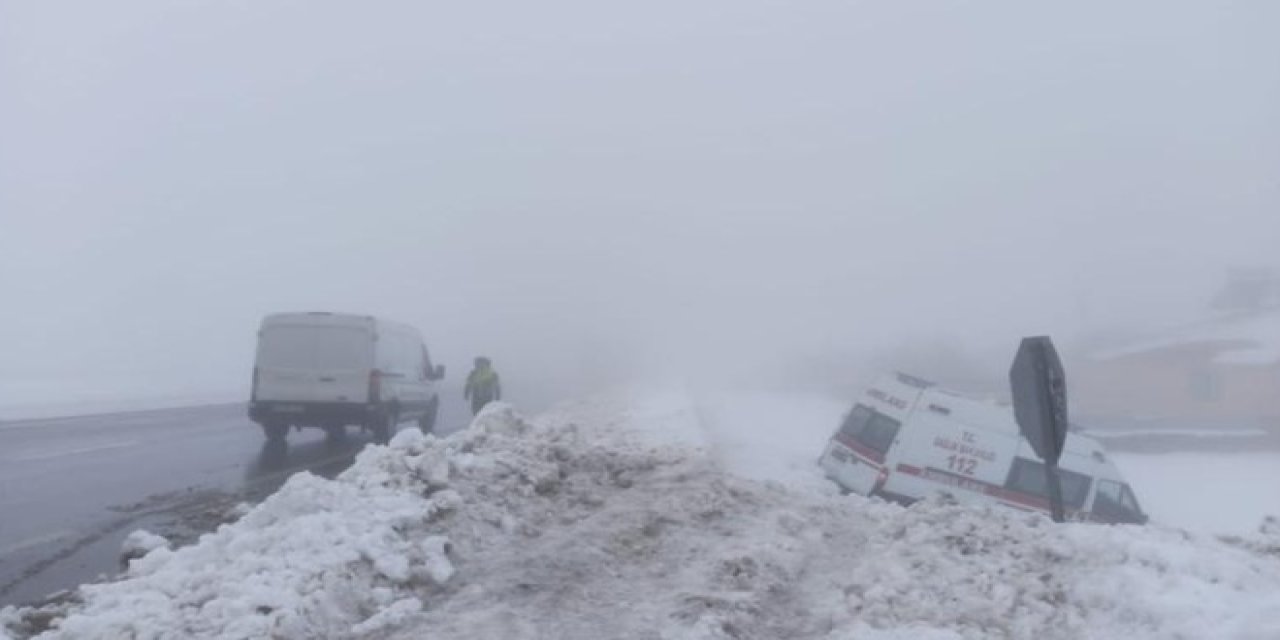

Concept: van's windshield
[[258, 326, 371, 371]]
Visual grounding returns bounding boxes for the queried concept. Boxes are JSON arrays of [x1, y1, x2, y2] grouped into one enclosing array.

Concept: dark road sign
[[1010, 336, 1070, 522], [1010, 336, 1069, 463]]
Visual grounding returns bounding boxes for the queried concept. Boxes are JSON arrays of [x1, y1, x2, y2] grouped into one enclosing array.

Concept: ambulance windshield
[[1094, 479, 1147, 523]]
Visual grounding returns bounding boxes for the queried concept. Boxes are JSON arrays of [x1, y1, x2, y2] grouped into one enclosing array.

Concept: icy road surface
[[0, 396, 474, 607]]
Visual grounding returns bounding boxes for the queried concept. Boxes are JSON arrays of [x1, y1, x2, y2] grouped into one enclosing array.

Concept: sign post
[[1009, 336, 1070, 523]]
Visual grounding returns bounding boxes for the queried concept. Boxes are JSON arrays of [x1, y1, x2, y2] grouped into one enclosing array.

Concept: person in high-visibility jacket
[[464, 356, 502, 415]]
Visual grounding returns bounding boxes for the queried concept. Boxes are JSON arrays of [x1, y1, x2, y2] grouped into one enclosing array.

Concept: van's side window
[[387, 332, 418, 378], [1003, 458, 1092, 509]]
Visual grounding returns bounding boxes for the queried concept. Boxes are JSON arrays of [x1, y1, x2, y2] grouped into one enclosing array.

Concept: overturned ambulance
[[819, 373, 1147, 524]]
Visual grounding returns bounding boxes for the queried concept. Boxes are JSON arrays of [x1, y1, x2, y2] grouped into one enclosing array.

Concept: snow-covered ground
[[1090, 428, 1269, 438], [3, 390, 1279, 639], [693, 391, 848, 493], [1112, 451, 1280, 536]]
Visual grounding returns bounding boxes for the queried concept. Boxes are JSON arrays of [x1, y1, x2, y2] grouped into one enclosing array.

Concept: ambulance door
[[826, 404, 902, 495]]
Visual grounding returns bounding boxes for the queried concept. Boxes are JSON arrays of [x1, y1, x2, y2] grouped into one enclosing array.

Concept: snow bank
[[4, 394, 1279, 640], [694, 391, 848, 493], [831, 497, 1280, 639], [118, 530, 170, 565]]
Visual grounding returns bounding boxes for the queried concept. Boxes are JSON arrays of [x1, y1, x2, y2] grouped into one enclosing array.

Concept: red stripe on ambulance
[[833, 433, 886, 466], [896, 463, 1088, 520]]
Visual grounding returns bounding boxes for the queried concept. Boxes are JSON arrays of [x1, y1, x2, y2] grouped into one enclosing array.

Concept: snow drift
[[3, 393, 1279, 640]]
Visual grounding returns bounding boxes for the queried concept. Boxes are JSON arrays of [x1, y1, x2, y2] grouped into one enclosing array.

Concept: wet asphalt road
[[0, 394, 475, 607]]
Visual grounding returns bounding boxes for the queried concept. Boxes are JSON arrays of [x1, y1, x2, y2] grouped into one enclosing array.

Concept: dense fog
[[3, 1, 1277, 411]]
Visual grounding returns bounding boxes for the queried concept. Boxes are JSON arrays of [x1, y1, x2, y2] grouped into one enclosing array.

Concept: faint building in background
[[1210, 267, 1280, 313], [1075, 269, 1280, 431]]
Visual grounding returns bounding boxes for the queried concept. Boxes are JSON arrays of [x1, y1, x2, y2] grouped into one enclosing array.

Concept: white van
[[248, 312, 446, 444], [818, 373, 1147, 524]]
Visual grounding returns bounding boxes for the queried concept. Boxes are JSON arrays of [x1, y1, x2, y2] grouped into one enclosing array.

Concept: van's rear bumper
[[249, 401, 382, 426]]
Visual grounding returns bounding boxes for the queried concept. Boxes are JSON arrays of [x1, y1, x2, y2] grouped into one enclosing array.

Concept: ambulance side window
[[1004, 458, 1092, 509]]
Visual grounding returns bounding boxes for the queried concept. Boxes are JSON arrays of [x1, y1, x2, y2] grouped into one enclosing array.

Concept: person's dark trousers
[[471, 395, 495, 415]]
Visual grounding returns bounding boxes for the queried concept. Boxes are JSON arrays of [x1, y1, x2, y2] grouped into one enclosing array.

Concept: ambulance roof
[[873, 373, 1109, 460]]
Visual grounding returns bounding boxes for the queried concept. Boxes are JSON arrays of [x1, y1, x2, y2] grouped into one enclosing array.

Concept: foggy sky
[[2, 1, 1278, 407]]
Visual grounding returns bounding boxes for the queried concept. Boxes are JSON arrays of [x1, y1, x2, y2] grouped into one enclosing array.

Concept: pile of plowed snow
[[3, 392, 1279, 640]]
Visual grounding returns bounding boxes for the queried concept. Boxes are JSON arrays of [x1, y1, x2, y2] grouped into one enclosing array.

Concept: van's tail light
[[368, 369, 383, 403], [251, 367, 259, 402]]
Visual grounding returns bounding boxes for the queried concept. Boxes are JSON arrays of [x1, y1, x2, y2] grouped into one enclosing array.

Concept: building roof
[[1093, 309, 1280, 365]]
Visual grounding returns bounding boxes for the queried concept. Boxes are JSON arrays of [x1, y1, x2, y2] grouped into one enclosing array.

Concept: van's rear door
[[255, 324, 372, 404]]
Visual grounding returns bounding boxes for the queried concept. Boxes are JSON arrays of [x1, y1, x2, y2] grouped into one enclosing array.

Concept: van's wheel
[[262, 422, 289, 443], [419, 397, 439, 434]]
